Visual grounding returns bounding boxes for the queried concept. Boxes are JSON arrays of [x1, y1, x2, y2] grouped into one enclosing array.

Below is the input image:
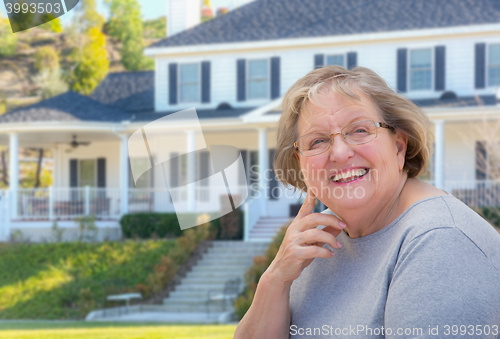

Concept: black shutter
[[271, 57, 280, 99], [314, 54, 324, 69], [70, 159, 78, 201], [435, 46, 446, 91], [201, 61, 211, 103], [397, 48, 407, 92], [169, 153, 179, 202], [475, 43, 486, 89], [70, 159, 78, 187], [97, 158, 106, 188], [268, 149, 279, 200], [475, 141, 487, 180], [237, 59, 246, 101], [347, 52, 357, 69], [169, 63, 178, 105], [239, 150, 248, 185]]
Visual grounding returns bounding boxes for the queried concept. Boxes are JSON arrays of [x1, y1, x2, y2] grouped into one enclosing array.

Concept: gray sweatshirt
[[289, 195, 500, 338]]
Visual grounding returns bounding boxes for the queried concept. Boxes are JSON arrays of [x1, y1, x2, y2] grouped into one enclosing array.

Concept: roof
[[0, 91, 130, 123], [89, 71, 154, 112], [150, 0, 500, 49], [0, 90, 256, 124]]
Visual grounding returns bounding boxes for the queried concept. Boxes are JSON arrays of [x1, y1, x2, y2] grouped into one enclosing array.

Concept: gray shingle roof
[[150, 0, 500, 49], [0, 91, 130, 123], [0, 90, 256, 124], [89, 71, 154, 112]]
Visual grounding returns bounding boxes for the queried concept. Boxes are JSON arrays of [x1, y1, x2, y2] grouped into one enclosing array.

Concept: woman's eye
[[311, 139, 327, 147], [353, 128, 368, 134]]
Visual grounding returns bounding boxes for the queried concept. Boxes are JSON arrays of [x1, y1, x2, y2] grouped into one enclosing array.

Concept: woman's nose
[[328, 134, 355, 163]]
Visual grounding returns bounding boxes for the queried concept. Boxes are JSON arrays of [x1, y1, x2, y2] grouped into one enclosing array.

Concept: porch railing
[[444, 180, 500, 208]]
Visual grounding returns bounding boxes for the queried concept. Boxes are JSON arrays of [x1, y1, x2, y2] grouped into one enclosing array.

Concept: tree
[[106, 0, 154, 71], [69, 0, 109, 95], [34, 46, 60, 72], [71, 27, 109, 95], [0, 12, 18, 57], [32, 67, 68, 99]]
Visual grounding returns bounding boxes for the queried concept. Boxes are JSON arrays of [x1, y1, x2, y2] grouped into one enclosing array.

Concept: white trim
[[242, 97, 282, 122], [145, 23, 500, 57]]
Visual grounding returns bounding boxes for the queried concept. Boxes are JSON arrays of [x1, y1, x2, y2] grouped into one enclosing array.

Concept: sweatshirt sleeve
[[385, 227, 500, 339]]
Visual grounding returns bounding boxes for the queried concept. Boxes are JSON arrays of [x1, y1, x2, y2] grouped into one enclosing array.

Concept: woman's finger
[[296, 188, 316, 220], [296, 213, 346, 233], [300, 228, 341, 249]]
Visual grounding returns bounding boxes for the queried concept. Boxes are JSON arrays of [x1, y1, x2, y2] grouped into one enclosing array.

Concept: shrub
[[120, 213, 184, 239], [33, 46, 60, 72]]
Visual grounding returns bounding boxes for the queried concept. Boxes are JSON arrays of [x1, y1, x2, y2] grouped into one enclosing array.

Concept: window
[[248, 59, 269, 100], [409, 48, 432, 90], [129, 158, 152, 188], [79, 159, 96, 187], [179, 63, 200, 103], [488, 44, 500, 87], [326, 54, 345, 67]]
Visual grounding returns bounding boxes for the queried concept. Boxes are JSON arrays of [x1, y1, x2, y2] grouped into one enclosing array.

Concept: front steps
[[248, 217, 292, 241], [161, 240, 269, 315]]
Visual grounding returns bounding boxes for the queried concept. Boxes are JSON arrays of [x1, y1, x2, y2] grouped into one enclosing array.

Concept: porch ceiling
[[0, 130, 121, 148]]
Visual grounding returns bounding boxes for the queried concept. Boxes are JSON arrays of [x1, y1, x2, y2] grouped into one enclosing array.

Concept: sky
[[1, 0, 253, 26]]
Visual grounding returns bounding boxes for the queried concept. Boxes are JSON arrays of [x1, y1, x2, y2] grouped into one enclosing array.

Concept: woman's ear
[[395, 131, 407, 171], [294, 150, 300, 162]]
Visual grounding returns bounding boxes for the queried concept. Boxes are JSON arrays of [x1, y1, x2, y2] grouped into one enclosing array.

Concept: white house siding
[[155, 29, 500, 113]]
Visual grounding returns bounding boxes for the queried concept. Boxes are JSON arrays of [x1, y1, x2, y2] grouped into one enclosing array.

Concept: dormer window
[[488, 43, 500, 87], [248, 59, 269, 100], [409, 48, 432, 91], [179, 63, 200, 103]]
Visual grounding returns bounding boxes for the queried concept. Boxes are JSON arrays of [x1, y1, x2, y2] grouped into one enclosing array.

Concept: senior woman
[[234, 66, 500, 339]]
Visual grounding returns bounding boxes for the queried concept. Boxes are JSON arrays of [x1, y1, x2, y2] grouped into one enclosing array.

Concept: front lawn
[[0, 321, 237, 339]]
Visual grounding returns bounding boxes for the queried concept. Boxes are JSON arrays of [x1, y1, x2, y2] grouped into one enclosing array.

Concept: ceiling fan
[[65, 135, 90, 153]]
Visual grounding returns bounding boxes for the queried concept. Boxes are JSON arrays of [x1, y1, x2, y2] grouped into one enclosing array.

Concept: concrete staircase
[[248, 216, 292, 241], [162, 240, 269, 315]]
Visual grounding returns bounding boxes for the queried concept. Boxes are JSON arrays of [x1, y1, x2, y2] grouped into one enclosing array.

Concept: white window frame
[[247, 58, 270, 100], [178, 63, 201, 103], [325, 54, 346, 67], [487, 43, 500, 87], [78, 159, 97, 187], [408, 48, 434, 91]]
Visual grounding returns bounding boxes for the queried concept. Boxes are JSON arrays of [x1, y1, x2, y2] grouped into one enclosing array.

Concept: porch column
[[434, 120, 445, 190], [120, 134, 129, 215], [258, 128, 268, 216], [9, 133, 19, 219], [187, 130, 196, 212]]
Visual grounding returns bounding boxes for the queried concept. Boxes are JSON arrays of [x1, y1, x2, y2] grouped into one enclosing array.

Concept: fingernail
[[337, 240, 342, 248], [330, 250, 335, 256], [339, 221, 346, 228]]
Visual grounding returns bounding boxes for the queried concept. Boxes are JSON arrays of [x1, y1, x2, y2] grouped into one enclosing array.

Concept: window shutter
[[70, 159, 78, 187], [97, 158, 106, 188], [237, 59, 246, 101], [314, 54, 324, 69], [347, 52, 357, 69], [239, 150, 248, 186], [268, 149, 278, 200], [201, 61, 211, 103], [397, 48, 407, 92], [169, 63, 178, 105], [475, 43, 486, 89], [271, 57, 281, 99], [435, 46, 446, 91], [475, 141, 487, 180]]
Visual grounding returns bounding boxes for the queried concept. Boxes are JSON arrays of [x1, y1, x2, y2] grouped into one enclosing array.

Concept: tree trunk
[[34, 148, 44, 188], [1, 149, 8, 186]]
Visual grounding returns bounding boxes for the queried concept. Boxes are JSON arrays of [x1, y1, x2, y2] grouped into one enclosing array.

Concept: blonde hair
[[274, 65, 433, 192]]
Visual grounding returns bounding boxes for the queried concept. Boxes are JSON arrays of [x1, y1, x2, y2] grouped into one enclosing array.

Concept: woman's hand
[[267, 189, 346, 286]]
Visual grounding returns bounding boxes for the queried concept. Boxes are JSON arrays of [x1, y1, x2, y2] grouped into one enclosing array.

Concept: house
[[1, 0, 500, 242]]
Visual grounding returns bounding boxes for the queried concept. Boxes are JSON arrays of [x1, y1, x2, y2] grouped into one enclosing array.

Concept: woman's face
[[296, 89, 407, 211]]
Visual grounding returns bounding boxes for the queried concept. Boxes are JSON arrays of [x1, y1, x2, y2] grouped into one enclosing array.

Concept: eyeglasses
[[294, 120, 393, 157]]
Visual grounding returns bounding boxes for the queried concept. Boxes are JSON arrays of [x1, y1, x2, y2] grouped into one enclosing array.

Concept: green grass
[[0, 322, 237, 339], [0, 241, 175, 319]]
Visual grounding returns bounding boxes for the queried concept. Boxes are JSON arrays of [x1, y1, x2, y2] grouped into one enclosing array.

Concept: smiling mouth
[[330, 168, 369, 183]]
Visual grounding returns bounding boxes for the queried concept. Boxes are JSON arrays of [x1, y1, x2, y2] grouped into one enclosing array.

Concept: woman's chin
[[317, 183, 373, 210]]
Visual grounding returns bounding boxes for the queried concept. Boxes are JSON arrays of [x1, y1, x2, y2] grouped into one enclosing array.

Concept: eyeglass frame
[[293, 120, 394, 157]]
